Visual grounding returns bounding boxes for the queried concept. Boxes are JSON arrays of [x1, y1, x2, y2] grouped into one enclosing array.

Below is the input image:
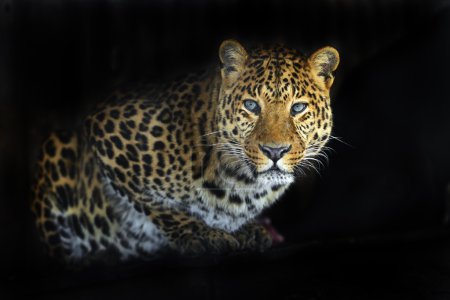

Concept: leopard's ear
[[219, 39, 248, 88], [308, 46, 340, 90]]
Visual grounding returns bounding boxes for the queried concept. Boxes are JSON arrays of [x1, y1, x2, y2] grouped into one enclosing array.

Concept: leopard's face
[[217, 41, 339, 184]]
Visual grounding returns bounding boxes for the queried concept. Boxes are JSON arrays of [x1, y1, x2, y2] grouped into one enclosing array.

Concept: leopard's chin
[[257, 169, 295, 186]]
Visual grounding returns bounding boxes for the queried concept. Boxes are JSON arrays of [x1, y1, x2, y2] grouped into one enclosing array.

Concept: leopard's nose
[[258, 144, 292, 162]]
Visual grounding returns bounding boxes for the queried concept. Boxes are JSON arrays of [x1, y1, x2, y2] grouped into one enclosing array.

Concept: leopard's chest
[[188, 178, 290, 232]]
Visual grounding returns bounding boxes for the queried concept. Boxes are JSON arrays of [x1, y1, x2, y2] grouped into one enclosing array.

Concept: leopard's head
[[216, 40, 339, 185]]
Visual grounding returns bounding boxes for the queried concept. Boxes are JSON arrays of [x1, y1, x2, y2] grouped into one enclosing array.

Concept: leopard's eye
[[291, 102, 308, 116], [243, 99, 261, 115]]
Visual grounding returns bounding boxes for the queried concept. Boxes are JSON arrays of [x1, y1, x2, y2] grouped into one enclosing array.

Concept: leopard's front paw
[[171, 227, 240, 256], [234, 222, 272, 252]]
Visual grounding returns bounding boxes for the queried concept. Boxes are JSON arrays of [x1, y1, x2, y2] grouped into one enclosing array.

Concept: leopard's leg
[[233, 221, 273, 252], [32, 192, 68, 259], [31, 132, 79, 262], [137, 202, 240, 256]]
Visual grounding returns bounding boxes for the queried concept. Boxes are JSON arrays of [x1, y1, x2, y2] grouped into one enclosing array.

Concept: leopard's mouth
[[258, 165, 294, 177], [258, 165, 290, 174], [257, 158, 296, 175]]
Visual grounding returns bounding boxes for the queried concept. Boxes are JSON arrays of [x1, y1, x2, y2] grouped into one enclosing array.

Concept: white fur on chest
[[189, 173, 293, 232]]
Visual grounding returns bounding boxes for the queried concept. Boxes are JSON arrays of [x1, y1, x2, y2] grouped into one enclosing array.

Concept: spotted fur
[[31, 40, 339, 263]]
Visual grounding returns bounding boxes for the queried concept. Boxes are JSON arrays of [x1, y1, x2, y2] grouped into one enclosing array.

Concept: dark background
[[1, 0, 450, 299]]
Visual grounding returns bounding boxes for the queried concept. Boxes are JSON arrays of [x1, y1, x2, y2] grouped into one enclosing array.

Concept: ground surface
[[4, 228, 450, 300]]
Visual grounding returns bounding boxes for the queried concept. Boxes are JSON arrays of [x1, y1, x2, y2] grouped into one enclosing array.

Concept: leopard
[[31, 39, 339, 264]]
